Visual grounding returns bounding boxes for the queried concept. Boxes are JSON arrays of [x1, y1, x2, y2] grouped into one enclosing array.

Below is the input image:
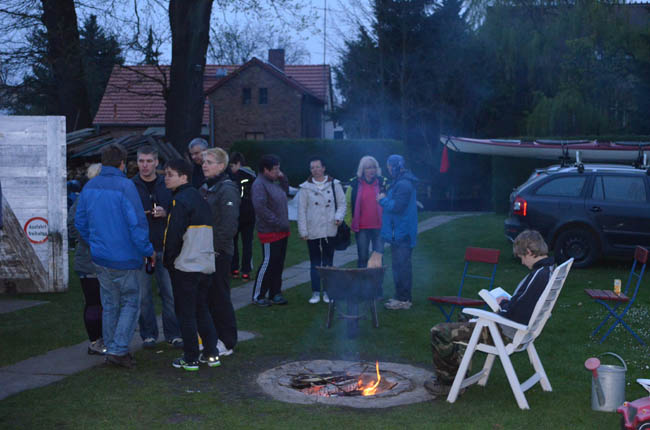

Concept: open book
[[479, 287, 512, 312]]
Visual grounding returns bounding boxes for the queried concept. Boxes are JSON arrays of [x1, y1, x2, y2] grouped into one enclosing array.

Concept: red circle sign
[[23, 217, 49, 244]]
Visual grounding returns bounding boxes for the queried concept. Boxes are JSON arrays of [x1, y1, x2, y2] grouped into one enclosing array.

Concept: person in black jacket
[[425, 230, 554, 398], [132, 145, 182, 349], [200, 147, 240, 356], [228, 152, 256, 280], [163, 159, 219, 371]]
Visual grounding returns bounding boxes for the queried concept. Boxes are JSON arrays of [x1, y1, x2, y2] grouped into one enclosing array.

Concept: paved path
[[0, 213, 474, 401]]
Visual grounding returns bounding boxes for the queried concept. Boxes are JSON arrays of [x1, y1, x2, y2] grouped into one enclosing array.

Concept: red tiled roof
[[94, 63, 331, 126]]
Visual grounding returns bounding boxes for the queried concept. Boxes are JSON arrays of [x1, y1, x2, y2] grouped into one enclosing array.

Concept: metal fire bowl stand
[[316, 267, 384, 338]]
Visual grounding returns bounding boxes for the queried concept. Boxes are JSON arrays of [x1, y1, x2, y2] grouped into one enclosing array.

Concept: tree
[[165, 0, 314, 153], [208, 21, 309, 64], [79, 15, 124, 117], [166, 0, 214, 154], [3, 14, 122, 119], [39, 0, 92, 131], [142, 27, 161, 65]]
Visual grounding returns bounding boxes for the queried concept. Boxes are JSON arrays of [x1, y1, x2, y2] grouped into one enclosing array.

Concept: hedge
[[229, 139, 406, 186]]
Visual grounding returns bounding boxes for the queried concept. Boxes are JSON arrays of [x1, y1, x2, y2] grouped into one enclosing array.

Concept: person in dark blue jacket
[[132, 145, 182, 350], [376, 154, 418, 310], [75, 143, 154, 369]]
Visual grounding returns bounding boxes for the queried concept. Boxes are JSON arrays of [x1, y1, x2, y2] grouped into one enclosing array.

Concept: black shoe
[[106, 353, 135, 369], [198, 353, 221, 368], [172, 357, 199, 371], [271, 294, 288, 305], [423, 378, 451, 398]]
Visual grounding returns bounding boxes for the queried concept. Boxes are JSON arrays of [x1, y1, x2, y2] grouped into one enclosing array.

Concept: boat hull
[[442, 136, 647, 162]]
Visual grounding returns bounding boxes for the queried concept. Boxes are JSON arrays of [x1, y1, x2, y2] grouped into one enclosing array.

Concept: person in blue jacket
[[376, 154, 418, 310], [75, 143, 155, 369]]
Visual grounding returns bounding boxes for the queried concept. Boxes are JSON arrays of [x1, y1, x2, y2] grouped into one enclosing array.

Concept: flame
[[359, 361, 382, 396]]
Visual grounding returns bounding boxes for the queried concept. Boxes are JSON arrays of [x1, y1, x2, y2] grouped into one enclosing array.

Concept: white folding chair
[[446, 258, 574, 409]]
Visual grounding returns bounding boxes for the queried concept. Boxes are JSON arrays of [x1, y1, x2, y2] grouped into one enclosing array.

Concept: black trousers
[[252, 237, 288, 300], [170, 270, 217, 361], [80, 276, 102, 341], [307, 237, 335, 292], [209, 253, 238, 350], [231, 222, 254, 274]]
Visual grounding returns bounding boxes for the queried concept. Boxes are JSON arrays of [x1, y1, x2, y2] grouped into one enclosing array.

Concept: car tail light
[[513, 196, 527, 216]]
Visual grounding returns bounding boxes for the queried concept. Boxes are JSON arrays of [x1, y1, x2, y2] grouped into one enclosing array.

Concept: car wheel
[[637, 423, 650, 430], [554, 228, 599, 268]]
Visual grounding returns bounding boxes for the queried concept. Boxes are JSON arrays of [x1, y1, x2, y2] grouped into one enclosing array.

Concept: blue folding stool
[[584, 246, 647, 345], [428, 247, 500, 322]]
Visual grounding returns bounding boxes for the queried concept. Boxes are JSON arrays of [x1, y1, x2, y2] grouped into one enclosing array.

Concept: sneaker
[[384, 299, 412, 310], [308, 292, 320, 304], [254, 297, 272, 307], [322, 292, 330, 303], [271, 294, 288, 305], [168, 337, 184, 349], [106, 353, 135, 369], [241, 273, 250, 280], [217, 340, 234, 357], [142, 337, 157, 349], [232, 270, 240, 279], [172, 357, 199, 371], [198, 353, 221, 368], [423, 378, 451, 398], [88, 339, 106, 355]]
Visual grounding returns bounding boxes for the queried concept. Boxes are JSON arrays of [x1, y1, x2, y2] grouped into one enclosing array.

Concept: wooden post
[[0, 116, 68, 293]]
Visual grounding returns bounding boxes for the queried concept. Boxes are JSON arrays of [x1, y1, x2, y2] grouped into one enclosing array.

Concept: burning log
[[288, 362, 397, 397]]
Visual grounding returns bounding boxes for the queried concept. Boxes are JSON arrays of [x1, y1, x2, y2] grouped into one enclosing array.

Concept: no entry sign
[[23, 217, 49, 244]]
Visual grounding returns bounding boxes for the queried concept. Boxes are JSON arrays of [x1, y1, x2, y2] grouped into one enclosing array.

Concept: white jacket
[[297, 176, 346, 240]]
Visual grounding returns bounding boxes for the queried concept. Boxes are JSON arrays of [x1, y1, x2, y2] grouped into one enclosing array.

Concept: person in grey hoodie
[[251, 154, 290, 307], [200, 147, 240, 356]]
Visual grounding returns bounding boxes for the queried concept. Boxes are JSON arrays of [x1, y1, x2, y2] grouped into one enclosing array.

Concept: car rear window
[[534, 176, 586, 197], [592, 176, 647, 202]]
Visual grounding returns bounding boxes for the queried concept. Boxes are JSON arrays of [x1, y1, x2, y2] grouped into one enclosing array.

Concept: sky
[[299, 0, 372, 66]]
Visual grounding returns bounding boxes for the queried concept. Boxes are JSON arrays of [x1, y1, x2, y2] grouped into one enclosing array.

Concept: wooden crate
[[0, 116, 68, 293]]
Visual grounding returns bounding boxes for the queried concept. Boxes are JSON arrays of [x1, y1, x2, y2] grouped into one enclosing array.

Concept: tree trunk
[[167, 0, 214, 155], [41, 0, 92, 131]]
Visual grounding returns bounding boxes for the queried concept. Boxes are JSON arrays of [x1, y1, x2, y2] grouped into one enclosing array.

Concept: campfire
[[289, 361, 397, 397]]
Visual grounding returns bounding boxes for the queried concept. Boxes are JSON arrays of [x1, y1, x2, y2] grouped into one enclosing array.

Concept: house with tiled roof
[[93, 49, 335, 147]]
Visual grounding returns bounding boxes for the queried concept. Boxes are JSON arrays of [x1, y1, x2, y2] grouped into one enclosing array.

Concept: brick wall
[[208, 65, 322, 148]]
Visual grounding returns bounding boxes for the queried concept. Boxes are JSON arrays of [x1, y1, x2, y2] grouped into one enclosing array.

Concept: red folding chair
[[428, 247, 500, 322], [584, 246, 648, 345]]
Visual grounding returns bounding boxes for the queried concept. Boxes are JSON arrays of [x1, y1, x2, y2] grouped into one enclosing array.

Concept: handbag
[[331, 181, 351, 250]]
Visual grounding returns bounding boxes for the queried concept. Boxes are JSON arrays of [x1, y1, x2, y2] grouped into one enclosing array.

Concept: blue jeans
[[137, 253, 180, 341], [355, 229, 383, 268], [391, 238, 413, 302], [95, 265, 141, 356]]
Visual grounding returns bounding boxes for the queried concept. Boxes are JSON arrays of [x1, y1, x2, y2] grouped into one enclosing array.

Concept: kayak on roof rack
[[441, 135, 650, 162]]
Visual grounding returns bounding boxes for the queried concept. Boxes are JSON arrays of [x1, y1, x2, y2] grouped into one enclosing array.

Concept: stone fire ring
[[257, 360, 435, 408]]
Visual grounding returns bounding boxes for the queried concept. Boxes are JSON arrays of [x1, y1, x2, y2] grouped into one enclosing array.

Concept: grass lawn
[[1, 213, 649, 428]]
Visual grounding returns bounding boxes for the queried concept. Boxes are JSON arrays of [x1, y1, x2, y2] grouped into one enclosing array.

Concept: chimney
[[268, 49, 285, 71]]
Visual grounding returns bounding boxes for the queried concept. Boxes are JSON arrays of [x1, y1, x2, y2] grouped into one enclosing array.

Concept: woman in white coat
[[297, 157, 346, 304]]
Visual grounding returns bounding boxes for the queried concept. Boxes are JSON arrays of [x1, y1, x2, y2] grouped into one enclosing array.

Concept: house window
[[245, 132, 265, 141], [259, 88, 268, 104], [242, 88, 251, 105]]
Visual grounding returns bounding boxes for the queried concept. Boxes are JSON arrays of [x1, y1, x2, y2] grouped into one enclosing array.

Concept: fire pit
[[257, 360, 435, 408], [317, 267, 384, 338]]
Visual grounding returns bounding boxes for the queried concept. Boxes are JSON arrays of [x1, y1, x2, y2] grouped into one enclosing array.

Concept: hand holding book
[[479, 287, 512, 312]]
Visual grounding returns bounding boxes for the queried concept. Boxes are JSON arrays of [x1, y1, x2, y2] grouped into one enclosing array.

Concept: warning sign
[[23, 217, 49, 244]]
